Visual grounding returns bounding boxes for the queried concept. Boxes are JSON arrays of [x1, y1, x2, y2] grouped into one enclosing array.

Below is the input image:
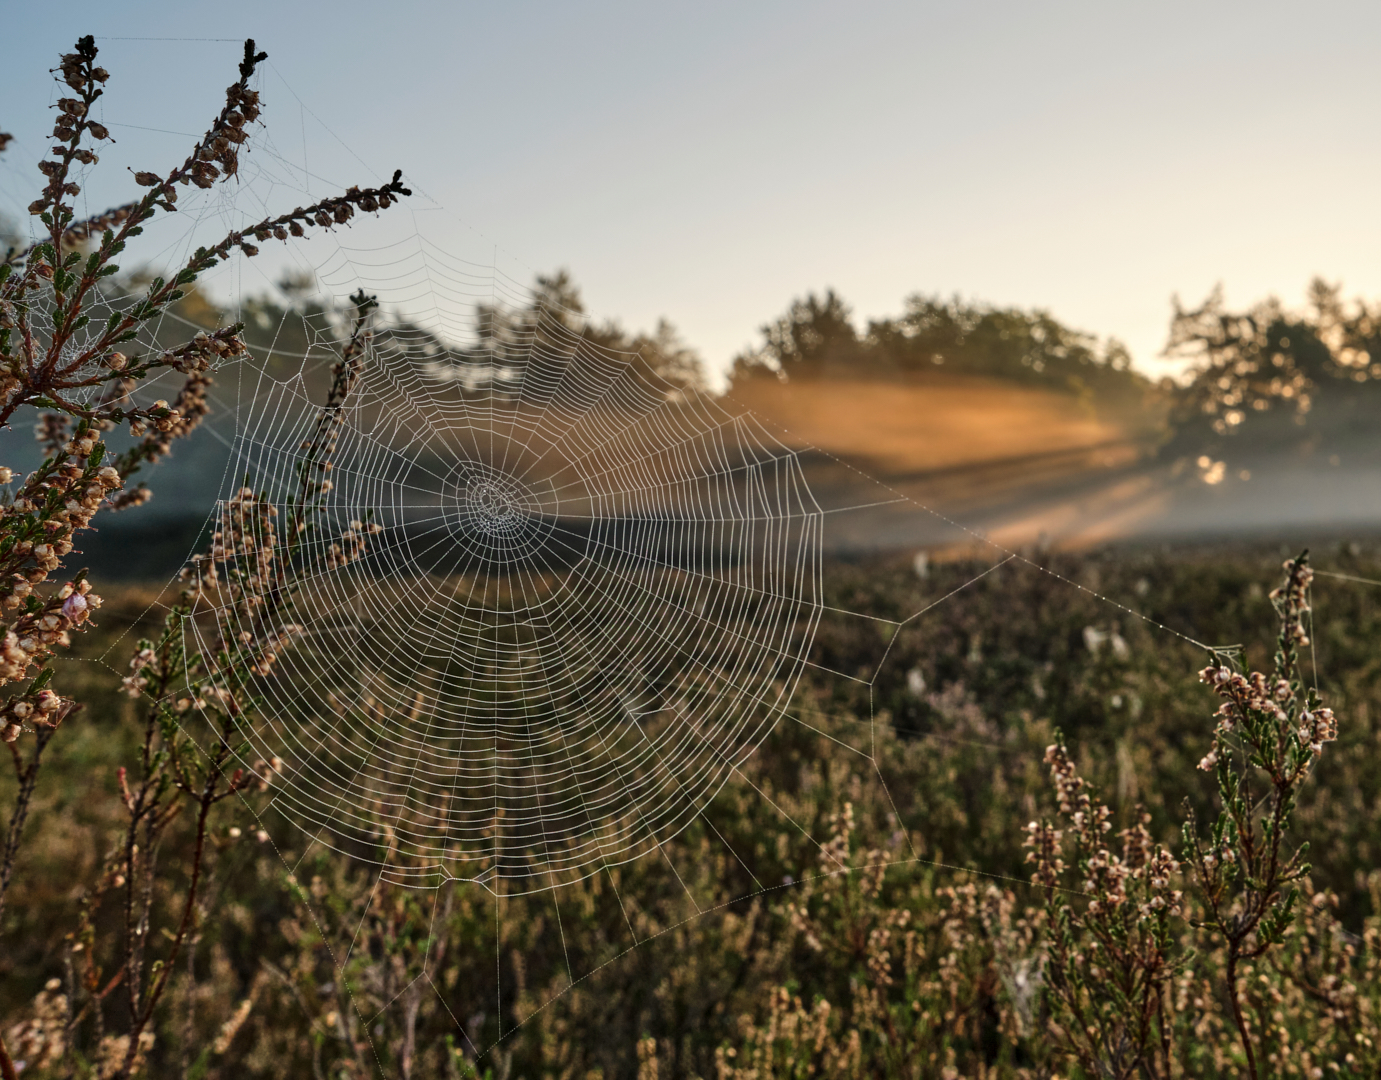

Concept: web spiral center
[[434, 461, 560, 570], [457, 471, 527, 536]]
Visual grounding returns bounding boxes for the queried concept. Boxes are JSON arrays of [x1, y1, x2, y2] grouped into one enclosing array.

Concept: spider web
[[88, 258, 1210, 1069], [186, 281, 825, 892]]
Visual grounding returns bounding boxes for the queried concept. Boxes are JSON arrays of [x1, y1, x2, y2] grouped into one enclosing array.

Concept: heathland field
[[6, 543, 1381, 1077]]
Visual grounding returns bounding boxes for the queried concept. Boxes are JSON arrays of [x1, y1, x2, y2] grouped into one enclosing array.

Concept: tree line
[[126, 263, 1381, 468]]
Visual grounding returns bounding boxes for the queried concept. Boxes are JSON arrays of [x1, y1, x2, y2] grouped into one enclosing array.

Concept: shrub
[[0, 35, 407, 1079]]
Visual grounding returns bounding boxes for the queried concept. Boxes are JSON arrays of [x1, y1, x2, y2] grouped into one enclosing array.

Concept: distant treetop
[[729, 288, 1145, 412]]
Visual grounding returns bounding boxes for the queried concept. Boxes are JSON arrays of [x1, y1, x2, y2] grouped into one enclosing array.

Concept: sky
[[5, 1, 1380, 386]]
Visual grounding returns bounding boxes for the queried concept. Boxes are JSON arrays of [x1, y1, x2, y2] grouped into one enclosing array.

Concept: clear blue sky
[[5, 1, 1379, 383]]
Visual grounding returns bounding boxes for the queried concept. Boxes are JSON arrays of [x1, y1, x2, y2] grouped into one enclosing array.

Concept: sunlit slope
[[724, 374, 1121, 468], [720, 373, 1158, 506]]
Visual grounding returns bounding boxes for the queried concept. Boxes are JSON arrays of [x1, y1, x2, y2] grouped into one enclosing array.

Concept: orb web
[[186, 297, 824, 891]]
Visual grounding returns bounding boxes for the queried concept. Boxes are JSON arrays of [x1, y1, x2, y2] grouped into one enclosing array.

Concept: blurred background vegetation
[[8, 15, 1381, 1073], [3, 255, 1373, 583]]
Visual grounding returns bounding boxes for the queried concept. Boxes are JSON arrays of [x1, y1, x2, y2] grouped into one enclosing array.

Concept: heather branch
[[0, 717, 56, 924], [100, 367, 213, 512], [101, 291, 382, 1073], [0, 163, 407, 427], [0, 677, 82, 915], [52, 201, 142, 253], [108, 611, 265, 1080], [27, 37, 109, 247], [0, 37, 408, 1070], [39, 324, 246, 410], [283, 289, 377, 565], [12, 37, 262, 270], [1182, 551, 1333, 1080], [0, 37, 410, 431], [1025, 742, 1185, 1078]]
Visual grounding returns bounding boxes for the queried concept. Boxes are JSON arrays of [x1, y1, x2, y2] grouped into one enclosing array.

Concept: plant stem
[[0, 1029, 19, 1080], [1225, 948, 1258, 1080], [0, 725, 56, 924], [117, 773, 217, 1080]]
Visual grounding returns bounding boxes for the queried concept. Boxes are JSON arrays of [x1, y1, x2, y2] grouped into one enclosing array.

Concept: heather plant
[[1011, 553, 1366, 1078], [0, 35, 407, 1078], [1024, 742, 1186, 1078], [712, 552, 1381, 1080], [715, 805, 1052, 1079], [1180, 554, 1335, 1078]]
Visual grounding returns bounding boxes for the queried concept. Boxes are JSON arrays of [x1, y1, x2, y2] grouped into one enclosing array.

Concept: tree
[[729, 289, 1147, 418], [463, 269, 706, 397], [731, 289, 860, 381], [873, 294, 1132, 385], [1161, 279, 1381, 467]]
